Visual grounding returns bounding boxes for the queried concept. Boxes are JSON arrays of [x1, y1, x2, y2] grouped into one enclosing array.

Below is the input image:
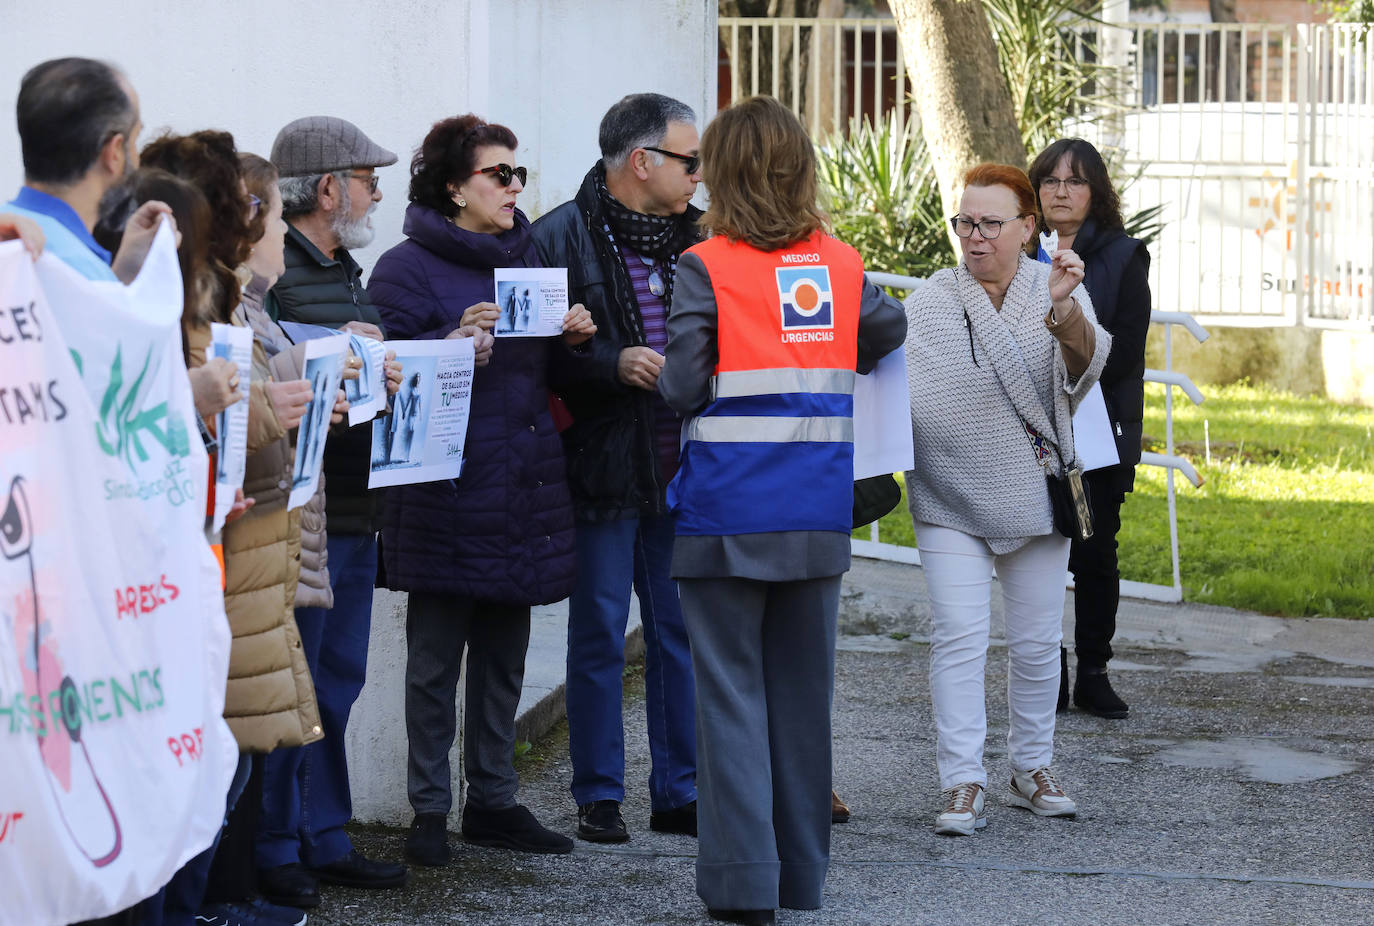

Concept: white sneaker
[[934, 782, 986, 836], [1006, 766, 1077, 817]]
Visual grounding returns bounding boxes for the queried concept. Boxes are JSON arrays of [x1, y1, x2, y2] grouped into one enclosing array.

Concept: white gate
[[719, 18, 1374, 329]]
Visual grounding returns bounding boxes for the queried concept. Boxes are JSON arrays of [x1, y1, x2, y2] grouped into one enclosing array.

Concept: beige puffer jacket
[[243, 278, 332, 610], [188, 312, 323, 754]]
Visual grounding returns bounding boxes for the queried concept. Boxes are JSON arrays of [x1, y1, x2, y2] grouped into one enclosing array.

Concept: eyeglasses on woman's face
[[1039, 176, 1088, 193], [472, 163, 529, 187], [950, 214, 1028, 240]]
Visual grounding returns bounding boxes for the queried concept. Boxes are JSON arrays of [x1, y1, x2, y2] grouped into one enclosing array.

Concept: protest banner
[[493, 267, 568, 337], [368, 337, 475, 488], [286, 334, 347, 510], [209, 323, 252, 533], [0, 225, 237, 925]]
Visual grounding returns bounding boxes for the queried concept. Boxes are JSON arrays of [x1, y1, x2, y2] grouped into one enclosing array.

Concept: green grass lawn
[[856, 383, 1374, 619]]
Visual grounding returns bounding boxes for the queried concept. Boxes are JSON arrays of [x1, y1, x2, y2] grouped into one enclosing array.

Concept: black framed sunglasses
[[644, 146, 700, 174], [472, 163, 529, 187]]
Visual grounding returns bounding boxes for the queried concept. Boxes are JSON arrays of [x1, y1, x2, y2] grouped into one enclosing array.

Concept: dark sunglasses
[[472, 163, 529, 187], [644, 146, 700, 174]]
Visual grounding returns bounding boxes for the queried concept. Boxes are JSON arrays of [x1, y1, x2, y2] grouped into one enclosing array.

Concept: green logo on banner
[[72, 345, 191, 472]]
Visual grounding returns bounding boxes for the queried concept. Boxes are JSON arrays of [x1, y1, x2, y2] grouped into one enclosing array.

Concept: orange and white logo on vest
[[776, 265, 833, 330]]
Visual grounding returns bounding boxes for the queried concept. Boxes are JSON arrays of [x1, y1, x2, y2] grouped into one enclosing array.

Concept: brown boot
[[831, 790, 851, 824]]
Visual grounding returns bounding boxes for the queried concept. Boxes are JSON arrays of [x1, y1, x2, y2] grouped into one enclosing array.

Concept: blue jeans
[[566, 515, 696, 810], [146, 753, 253, 926], [257, 532, 376, 869]]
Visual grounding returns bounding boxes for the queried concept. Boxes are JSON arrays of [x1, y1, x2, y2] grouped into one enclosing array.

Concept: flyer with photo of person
[[287, 333, 348, 509], [278, 322, 388, 426], [493, 267, 568, 337], [368, 337, 476, 488], [208, 323, 253, 532]]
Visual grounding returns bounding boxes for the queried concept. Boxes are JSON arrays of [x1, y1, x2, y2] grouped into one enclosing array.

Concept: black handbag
[[1045, 463, 1094, 542], [852, 473, 902, 530]]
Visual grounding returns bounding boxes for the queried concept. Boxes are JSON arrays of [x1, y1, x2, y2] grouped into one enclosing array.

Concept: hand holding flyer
[[492, 268, 569, 337], [209, 323, 253, 532], [287, 334, 348, 509]]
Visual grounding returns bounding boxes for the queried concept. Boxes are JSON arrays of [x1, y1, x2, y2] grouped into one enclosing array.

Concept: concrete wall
[[2, 0, 717, 826], [1, 0, 717, 272]]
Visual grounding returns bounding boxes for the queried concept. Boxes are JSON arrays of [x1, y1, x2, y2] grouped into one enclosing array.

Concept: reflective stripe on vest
[[712, 367, 857, 400], [668, 232, 865, 537]]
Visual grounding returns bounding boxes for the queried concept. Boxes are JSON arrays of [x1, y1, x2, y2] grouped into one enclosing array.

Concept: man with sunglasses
[[534, 92, 703, 845], [255, 116, 409, 908]]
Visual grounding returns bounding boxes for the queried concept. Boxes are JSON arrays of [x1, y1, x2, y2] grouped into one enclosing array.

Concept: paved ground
[[311, 558, 1374, 925]]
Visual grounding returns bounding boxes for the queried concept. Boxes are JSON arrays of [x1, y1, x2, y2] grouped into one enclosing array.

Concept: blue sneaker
[[197, 899, 307, 926]]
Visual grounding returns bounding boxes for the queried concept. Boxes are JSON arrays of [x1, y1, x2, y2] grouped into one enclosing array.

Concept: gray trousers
[[405, 591, 531, 815], [678, 575, 841, 912]]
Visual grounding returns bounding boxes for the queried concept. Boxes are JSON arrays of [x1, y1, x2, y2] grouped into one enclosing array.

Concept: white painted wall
[[1, 0, 717, 273], [2, 0, 717, 826]]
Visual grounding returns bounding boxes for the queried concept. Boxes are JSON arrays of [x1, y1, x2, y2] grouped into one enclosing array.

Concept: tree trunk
[[720, 0, 821, 116], [891, 0, 1026, 252], [1207, 0, 1244, 102]]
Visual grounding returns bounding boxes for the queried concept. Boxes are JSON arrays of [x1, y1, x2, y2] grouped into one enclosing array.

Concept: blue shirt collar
[[11, 186, 113, 264]]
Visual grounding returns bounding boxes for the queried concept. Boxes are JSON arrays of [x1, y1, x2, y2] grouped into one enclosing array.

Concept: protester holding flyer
[[368, 113, 595, 866], [1029, 139, 1152, 720]]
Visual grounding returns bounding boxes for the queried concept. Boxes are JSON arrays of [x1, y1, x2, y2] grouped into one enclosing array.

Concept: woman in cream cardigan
[[904, 163, 1110, 836]]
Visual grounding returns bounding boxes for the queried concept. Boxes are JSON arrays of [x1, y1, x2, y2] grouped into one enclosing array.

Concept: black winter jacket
[[1075, 219, 1151, 494], [531, 164, 703, 521], [268, 225, 387, 534]]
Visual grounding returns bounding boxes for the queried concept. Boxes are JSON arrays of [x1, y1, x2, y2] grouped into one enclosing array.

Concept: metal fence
[[719, 18, 1374, 329]]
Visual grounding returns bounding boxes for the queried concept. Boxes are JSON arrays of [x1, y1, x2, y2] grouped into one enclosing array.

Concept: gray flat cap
[[271, 116, 398, 177]]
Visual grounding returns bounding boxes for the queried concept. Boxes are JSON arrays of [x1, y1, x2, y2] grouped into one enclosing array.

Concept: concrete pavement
[[313, 556, 1374, 925]]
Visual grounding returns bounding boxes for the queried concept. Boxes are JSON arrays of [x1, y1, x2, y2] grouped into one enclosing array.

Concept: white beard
[[333, 185, 376, 250]]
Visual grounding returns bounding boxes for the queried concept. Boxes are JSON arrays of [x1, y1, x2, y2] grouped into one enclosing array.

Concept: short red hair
[[963, 163, 1039, 222]]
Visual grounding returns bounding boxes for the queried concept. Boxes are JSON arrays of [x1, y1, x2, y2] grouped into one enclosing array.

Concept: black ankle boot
[[1073, 666, 1129, 718], [1056, 647, 1069, 713]]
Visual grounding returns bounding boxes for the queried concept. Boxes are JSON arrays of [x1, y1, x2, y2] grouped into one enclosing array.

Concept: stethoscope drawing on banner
[[1, 474, 123, 868]]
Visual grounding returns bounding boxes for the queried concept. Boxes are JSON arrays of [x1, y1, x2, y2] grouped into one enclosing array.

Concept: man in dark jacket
[[255, 116, 407, 907], [533, 93, 703, 843]]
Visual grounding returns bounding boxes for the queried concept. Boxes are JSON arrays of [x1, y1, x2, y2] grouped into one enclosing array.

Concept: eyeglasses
[[246, 194, 262, 221], [344, 171, 379, 194], [950, 214, 1028, 240], [644, 146, 700, 175], [1039, 176, 1088, 193], [638, 254, 665, 297], [473, 163, 528, 187]]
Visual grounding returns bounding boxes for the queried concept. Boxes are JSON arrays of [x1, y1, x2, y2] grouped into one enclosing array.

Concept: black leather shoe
[[577, 800, 629, 843], [708, 908, 775, 925], [257, 863, 320, 909], [462, 803, 574, 854], [649, 800, 697, 836], [306, 849, 408, 889], [1056, 646, 1070, 713], [405, 812, 450, 866], [1074, 667, 1129, 719]]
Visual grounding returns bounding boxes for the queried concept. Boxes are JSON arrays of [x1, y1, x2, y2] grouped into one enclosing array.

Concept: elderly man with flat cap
[[255, 115, 407, 908]]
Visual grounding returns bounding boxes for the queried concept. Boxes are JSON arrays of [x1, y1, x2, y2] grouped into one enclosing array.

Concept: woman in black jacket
[[1029, 138, 1151, 719]]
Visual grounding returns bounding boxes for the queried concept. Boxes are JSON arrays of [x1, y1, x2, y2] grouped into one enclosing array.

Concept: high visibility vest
[[668, 231, 864, 536]]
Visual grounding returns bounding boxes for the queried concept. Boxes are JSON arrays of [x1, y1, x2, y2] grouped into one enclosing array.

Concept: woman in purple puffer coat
[[368, 114, 595, 866]]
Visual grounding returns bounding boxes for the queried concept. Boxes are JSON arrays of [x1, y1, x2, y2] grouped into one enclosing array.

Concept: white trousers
[[916, 523, 1070, 790]]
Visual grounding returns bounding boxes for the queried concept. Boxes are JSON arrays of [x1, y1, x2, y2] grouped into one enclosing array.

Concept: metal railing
[[852, 272, 1207, 603], [719, 18, 1374, 329]]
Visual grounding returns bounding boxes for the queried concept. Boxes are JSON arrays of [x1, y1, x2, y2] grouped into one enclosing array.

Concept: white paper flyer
[[287, 334, 348, 509], [208, 323, 253, 532], [493, 267, 568, 337], [368, 338, 476, 488]]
